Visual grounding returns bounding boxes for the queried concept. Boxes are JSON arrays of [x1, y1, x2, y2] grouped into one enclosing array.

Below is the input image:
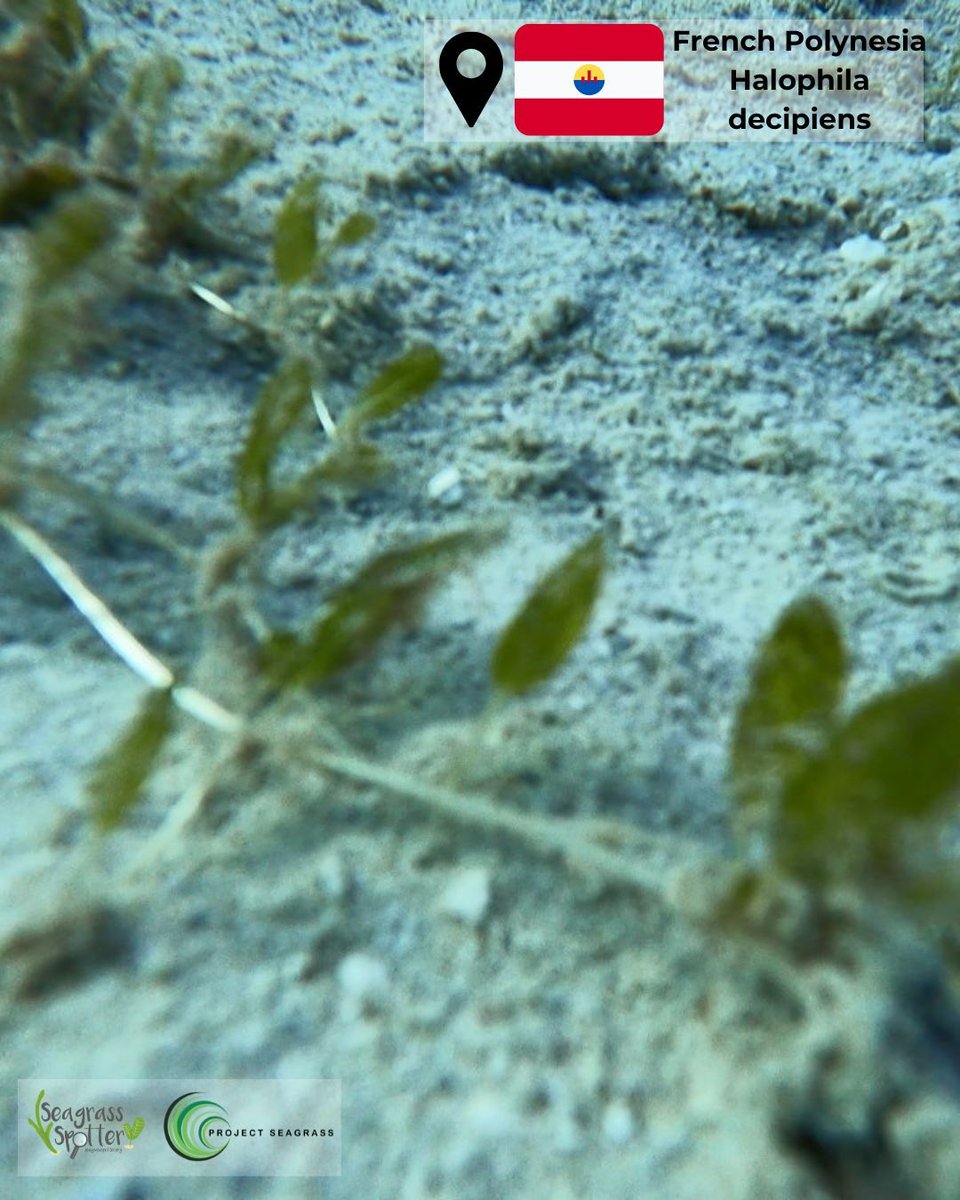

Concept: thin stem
[[1, 457, 193, 564], [126, 740, 243, 873], [0, 510, 242, 735], [309, 750, 684, 898], [190, 283, 335, 441], [1, 509, 703, 903]]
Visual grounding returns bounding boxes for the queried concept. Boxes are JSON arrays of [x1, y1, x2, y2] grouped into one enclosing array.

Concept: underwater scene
[[2, 0, 960, 1196]]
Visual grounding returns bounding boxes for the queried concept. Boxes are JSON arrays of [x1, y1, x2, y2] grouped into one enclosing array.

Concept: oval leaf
[[173, 133, 261, 208], [274, 174, 320, 286], [342, 345, 443, 437], [44, 0, 90, 62], [236, 357, 313, 525], [730, 596, 846, 815], [492, 533, 605, 696], [127, 54, 184, 172], [1, 321, 55, 427], [29, 195, 116, 287], [127, 54, 184, 115], [264, 442, 386, 526], [780, 657, 960, 876], [264, 528, 500, 687], [88, 688, 175, 829], [333, 211, 376, 246]]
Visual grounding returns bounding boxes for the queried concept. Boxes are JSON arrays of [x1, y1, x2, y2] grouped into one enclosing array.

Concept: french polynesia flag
[[514, 23, 664, 137]]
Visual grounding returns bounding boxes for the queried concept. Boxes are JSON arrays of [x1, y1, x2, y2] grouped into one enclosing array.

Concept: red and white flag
[[514, 23, 664, 137]]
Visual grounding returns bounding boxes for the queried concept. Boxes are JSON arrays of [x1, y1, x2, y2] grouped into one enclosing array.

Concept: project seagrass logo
[[164, 1092, 230, 1161], [27, 1087, 145, 1159], [163, 1089, 336, 1162]]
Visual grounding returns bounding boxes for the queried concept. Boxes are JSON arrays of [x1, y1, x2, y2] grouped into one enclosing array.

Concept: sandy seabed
[[3, 1, 960, 1197]]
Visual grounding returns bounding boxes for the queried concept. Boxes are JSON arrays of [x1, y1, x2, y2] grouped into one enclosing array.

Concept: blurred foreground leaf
[[492, 532, 605, 695], [264, 440, 386, 526], [236, 357, 313, 526], [28, 193, 116, 286], [127, 52, 183, 113], [0, 322, 53, 427], [333, 211, 376, 247], [1, 195, 116, 427], [274, 174, 319, 286], [264, 528, 499, 687], [780, 657, 960, 876], [88, 688, 174, 829], [43, 0, 89, 62], [341, 345, 443, 438], [126, 54, 183, 174], [0, 160, 84, 225], [730, 596, 846, 816], [171, 132, 260, 209]]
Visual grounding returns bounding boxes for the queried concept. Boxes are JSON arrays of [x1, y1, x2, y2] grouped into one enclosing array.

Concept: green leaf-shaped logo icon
[[123, 1117, 145, 1142], [28, 1089, 58, 1155]]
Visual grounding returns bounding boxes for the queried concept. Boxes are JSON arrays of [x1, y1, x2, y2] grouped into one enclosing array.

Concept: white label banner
[[425, 19, 925, 142], [18, 1078, 341, 1177]]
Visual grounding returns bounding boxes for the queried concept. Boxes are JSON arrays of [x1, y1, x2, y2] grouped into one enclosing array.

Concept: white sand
[[3, 1, 960, 1196]]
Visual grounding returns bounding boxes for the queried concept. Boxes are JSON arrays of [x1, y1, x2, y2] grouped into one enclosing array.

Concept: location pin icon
[[439, 32, 503, 128]]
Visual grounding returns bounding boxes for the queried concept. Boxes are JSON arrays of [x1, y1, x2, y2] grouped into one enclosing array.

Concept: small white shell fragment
[[602, 1100, 635, 1145], [336, 953, 389, 1015], [837, 235, 889, 268], [427, 465, 463, 505], [437, 866, 491, 926]]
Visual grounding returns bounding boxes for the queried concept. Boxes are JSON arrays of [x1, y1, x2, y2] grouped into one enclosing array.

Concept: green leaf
[[0, 160, 84, 225], [127, 53, 184, 115], [730, 596, 846, 815], [50, 42, 111, 137], [780, 657, 960, 876], [28, 194, 116, 287], [347, 527, 500, 593], [264, 441, 386, 526], [342, 345, 444, 438], [0, 320, 54, 427], [172, 132, 260, 208], [207, 132, 260, 186], [127, 54, 184, 174], [1, 197, 113, 429], [333, 211, 376, 246], [264, 528, 499, 687], [267, 588, 412, 687], [88, 688, 175, 829], [236, 357, 313, 526], [43, 0, 89, 62], [274, 174, 320, 286], [491, 532, 605, 696]]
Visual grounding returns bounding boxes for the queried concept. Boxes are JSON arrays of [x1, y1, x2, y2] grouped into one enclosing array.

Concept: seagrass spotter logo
[[27, 1087, 145, 1159], [164, 1092, 230, 1161]]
